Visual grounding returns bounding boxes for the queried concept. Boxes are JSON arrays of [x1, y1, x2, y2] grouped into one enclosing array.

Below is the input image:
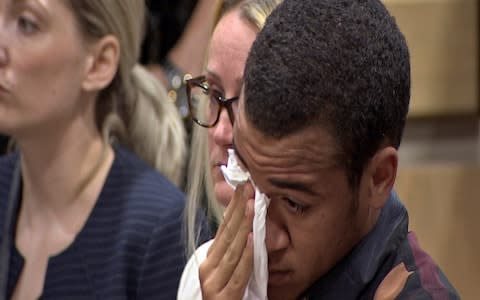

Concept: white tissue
[[220, 149, 250, 188], [221, 149, 270, 300]]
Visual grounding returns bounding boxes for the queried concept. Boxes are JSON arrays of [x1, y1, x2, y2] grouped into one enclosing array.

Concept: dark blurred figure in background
[[141, 0, 217, 137], [141, 1, 198, 67], [0, 135, 7, 155]]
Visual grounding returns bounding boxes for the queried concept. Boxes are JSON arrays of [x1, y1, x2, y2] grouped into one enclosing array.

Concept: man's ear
[[365, 146, 398, 209], [82, 35, 120, 92]]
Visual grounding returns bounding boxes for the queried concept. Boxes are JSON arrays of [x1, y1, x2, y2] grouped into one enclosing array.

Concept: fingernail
[[243, 185, 249, 198], [247, 232, 253, 246], [245, 199, 253, 217]]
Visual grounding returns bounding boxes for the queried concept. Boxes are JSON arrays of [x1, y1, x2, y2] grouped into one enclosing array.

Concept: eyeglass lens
[[189, 83, 221, 126]]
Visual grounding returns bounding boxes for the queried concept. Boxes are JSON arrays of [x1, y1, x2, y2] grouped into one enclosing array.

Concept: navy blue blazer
[[0, 146, 193, 299]]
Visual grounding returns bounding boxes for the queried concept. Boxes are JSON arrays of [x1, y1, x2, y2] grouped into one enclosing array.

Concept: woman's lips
[[212, 160, 227, 171], [0, 82, 10, 94], [211, 161, 227, 182], [215, 162, 227, 167], [213, 158, 227, 167]]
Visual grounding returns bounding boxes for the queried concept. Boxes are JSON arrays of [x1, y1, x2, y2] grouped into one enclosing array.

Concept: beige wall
[[385, 0, 478, 118], [385, 0, 479, 299], [395, 164, 480, 300], [396, 118, 479, 299]]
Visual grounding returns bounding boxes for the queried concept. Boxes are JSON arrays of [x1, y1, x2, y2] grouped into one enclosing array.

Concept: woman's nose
[[0, 27, 9, 67], [211, 108, 233, 146], [0, 46, 8, 66]]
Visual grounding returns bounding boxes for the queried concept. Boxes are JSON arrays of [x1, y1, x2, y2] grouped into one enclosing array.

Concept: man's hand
[[199, 183, 255, 299]]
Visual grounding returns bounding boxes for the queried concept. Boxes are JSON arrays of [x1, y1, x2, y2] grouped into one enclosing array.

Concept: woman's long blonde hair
[[184, 0, 282, 257], [66, 1, 186, 186]]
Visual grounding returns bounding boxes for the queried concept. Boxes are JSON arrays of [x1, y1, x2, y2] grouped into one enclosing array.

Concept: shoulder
[[0, 152, 19, 208], [100, 145, 187, 250], [92, 146, 188, 298], [177, 239, 214, 300], [112, 145, 181, 193], [0, 152, 18, 187], [0, 153, 18, 243], [375, 232, 460, 300], [105, 145, 185, 215], [99, 145, 186, 240], [89, 145, 187, 249]]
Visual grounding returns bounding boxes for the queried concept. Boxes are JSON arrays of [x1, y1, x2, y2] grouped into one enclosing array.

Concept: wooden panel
[[395, 164, 480, 300], [385, 0, 478, 117], [399, 117, 480, 164]]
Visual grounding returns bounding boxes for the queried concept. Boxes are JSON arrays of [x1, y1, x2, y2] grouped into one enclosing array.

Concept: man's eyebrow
[[233, 139, 316, 196], [268, 178, 317, 196], [232, 139, 249, 170]]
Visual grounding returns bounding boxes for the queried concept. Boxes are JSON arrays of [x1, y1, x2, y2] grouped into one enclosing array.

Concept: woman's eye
[[17, 15, 39, 34], [284, 197, 308, 215], [209, 89, 223, 103]]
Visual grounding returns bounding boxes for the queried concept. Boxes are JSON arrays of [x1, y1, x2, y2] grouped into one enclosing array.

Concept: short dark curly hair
[[243, 0, 410, 188]]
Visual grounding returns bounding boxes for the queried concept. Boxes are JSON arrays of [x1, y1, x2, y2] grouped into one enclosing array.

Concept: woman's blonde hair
[[66, 1, 186, 186], [184, 0, 282, 257]]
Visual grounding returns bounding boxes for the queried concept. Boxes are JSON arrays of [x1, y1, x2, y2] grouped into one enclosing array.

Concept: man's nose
[[265, 212, 289, 254]]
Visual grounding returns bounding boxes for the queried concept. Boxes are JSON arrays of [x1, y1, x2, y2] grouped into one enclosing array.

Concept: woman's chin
[[214, 181, 234, 207]]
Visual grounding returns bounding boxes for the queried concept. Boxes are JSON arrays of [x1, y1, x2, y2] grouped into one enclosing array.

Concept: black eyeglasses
[[186, 75, 239, 128]]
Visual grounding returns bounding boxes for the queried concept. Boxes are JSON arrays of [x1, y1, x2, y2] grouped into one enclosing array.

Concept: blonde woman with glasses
[[179, 0, 281, 298]]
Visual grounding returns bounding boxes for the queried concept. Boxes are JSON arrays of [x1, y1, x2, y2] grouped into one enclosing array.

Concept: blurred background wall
[[384, 0, 479, 299]]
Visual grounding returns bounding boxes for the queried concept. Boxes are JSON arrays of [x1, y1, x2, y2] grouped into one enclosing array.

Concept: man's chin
[[268, 286, 299, 300]]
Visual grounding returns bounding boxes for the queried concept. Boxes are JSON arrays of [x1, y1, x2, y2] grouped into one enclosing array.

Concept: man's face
[[233, 98, 372, 300]]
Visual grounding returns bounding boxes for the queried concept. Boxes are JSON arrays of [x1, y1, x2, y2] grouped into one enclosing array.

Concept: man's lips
[[268, 269, 293, 286]]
